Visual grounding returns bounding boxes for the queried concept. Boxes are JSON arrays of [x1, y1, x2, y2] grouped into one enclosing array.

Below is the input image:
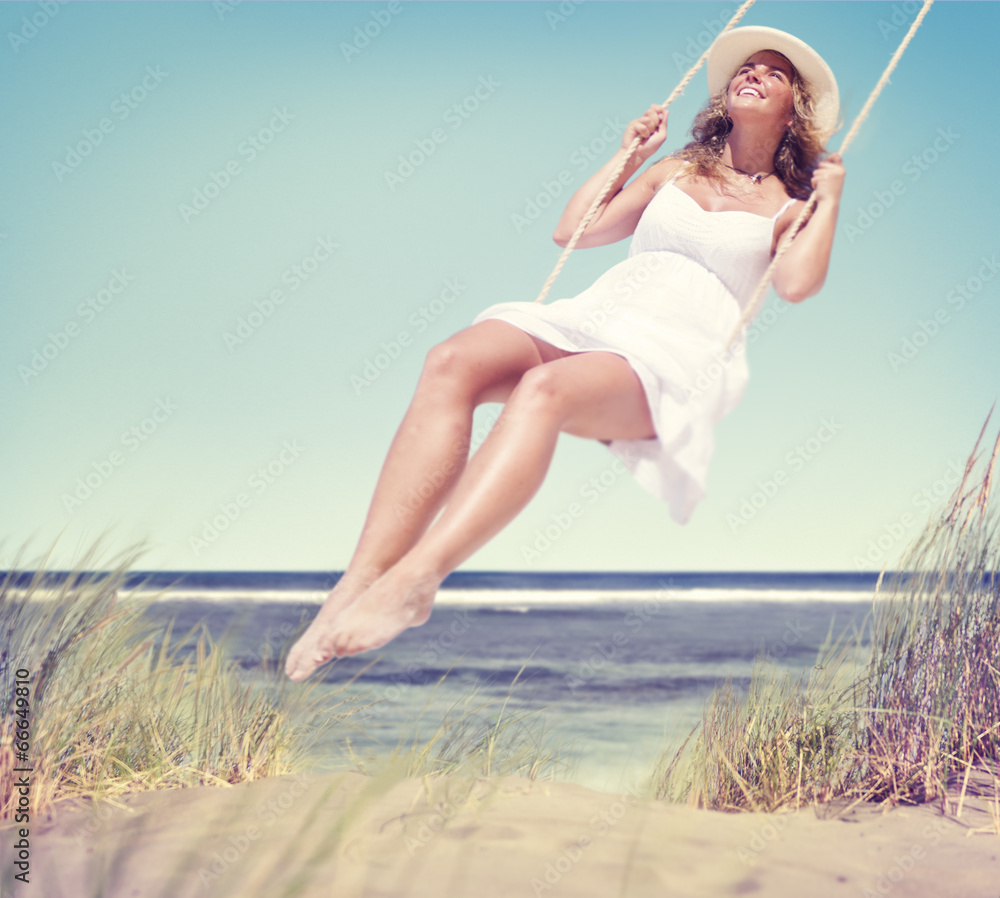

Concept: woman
[[286, 26, 846, 680]]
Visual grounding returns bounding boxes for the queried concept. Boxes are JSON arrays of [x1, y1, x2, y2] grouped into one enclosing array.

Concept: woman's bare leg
[[285, 320, 560, 680], [324, 350, 656, 657]]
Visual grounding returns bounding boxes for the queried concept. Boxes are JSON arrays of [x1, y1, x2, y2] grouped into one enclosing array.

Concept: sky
[[2, 0, 998, 573]]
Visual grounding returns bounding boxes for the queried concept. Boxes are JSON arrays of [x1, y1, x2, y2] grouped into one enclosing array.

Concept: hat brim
[[707, 26, 839, 143]]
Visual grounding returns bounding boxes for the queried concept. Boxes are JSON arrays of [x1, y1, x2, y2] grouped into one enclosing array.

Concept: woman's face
[[726, 50, 796, 130]]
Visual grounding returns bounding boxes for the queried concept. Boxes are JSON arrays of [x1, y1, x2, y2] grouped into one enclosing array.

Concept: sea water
[[128, 571, 878, 792]]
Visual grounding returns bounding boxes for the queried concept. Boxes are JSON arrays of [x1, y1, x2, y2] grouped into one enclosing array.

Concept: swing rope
[[532, 0, 757, 305], [722, 0, 934, 352]]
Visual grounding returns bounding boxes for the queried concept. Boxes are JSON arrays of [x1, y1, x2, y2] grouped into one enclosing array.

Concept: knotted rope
[[533, 0, 757, 304], [722, 0, 934, 352]]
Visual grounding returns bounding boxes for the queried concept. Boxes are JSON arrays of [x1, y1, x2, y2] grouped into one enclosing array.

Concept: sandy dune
[[3, 771, 998, 897]]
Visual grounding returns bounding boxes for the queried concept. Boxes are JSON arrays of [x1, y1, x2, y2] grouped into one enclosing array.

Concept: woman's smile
[[728, 51, 795, 121]]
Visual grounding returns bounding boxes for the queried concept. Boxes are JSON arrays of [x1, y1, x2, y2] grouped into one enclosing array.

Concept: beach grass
[[346, 662, 570, 783], [862, 420, 1000, 808], [4, 411, 1000, 895], [649, 407, 1000, 817], [0, 538, 567, 830], [648, 631, 865, 811], [0, 543, 570, 896], [0, 538, 367, 821]]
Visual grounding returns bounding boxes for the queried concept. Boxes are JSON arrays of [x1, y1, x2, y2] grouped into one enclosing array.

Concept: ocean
[[121, 570, 880, 792]]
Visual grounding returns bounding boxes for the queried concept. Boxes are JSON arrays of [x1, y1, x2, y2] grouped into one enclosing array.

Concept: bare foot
[[321, 563, 441, 658], [285, 571, 377, 681]]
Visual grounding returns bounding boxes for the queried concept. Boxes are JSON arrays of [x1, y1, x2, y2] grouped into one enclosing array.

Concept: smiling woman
[[681, 48, 828, 205], [284, 25, 846, 679]]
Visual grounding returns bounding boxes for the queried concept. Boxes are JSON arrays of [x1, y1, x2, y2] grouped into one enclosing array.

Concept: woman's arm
[[771, 153, 846, 303], [552, 105, 681, 248]]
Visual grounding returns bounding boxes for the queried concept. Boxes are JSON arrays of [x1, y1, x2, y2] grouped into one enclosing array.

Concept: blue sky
[[2, 0, 998, 573]]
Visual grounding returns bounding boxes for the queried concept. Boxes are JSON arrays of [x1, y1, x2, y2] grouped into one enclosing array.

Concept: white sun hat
[[707, 25, 840, 142]]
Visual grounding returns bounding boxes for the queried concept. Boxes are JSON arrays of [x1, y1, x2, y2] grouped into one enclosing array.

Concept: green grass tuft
[[649, 406, 1000, 814]]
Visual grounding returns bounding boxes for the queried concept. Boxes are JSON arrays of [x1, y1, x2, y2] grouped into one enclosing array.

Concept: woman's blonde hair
[[673, 49, 827, 200]]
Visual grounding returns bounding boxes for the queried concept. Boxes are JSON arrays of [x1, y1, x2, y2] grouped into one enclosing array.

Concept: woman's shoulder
[[641, 156, 690, 193], [772, 189, 809, 250], [774, 184, 808, 218]]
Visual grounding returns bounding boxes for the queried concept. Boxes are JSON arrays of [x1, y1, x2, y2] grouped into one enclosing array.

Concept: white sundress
[[472, 163, 796, 525]]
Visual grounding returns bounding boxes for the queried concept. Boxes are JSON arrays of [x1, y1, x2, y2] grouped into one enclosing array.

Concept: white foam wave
[[110, 586, 877, 606]]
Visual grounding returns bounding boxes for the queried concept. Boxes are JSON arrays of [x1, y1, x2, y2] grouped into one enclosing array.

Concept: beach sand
[[3, 771, 998, 897]]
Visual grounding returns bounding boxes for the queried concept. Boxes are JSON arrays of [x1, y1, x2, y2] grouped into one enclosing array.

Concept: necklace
[[722, 162, 776, 185]]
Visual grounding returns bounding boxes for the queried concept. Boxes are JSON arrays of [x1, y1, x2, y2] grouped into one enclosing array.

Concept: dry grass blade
[[0, 539, 369, 820], [650, 407, 1000, 817]]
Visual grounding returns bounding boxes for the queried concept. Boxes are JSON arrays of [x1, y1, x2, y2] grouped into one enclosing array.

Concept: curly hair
[[672, 49, 828, 200]]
